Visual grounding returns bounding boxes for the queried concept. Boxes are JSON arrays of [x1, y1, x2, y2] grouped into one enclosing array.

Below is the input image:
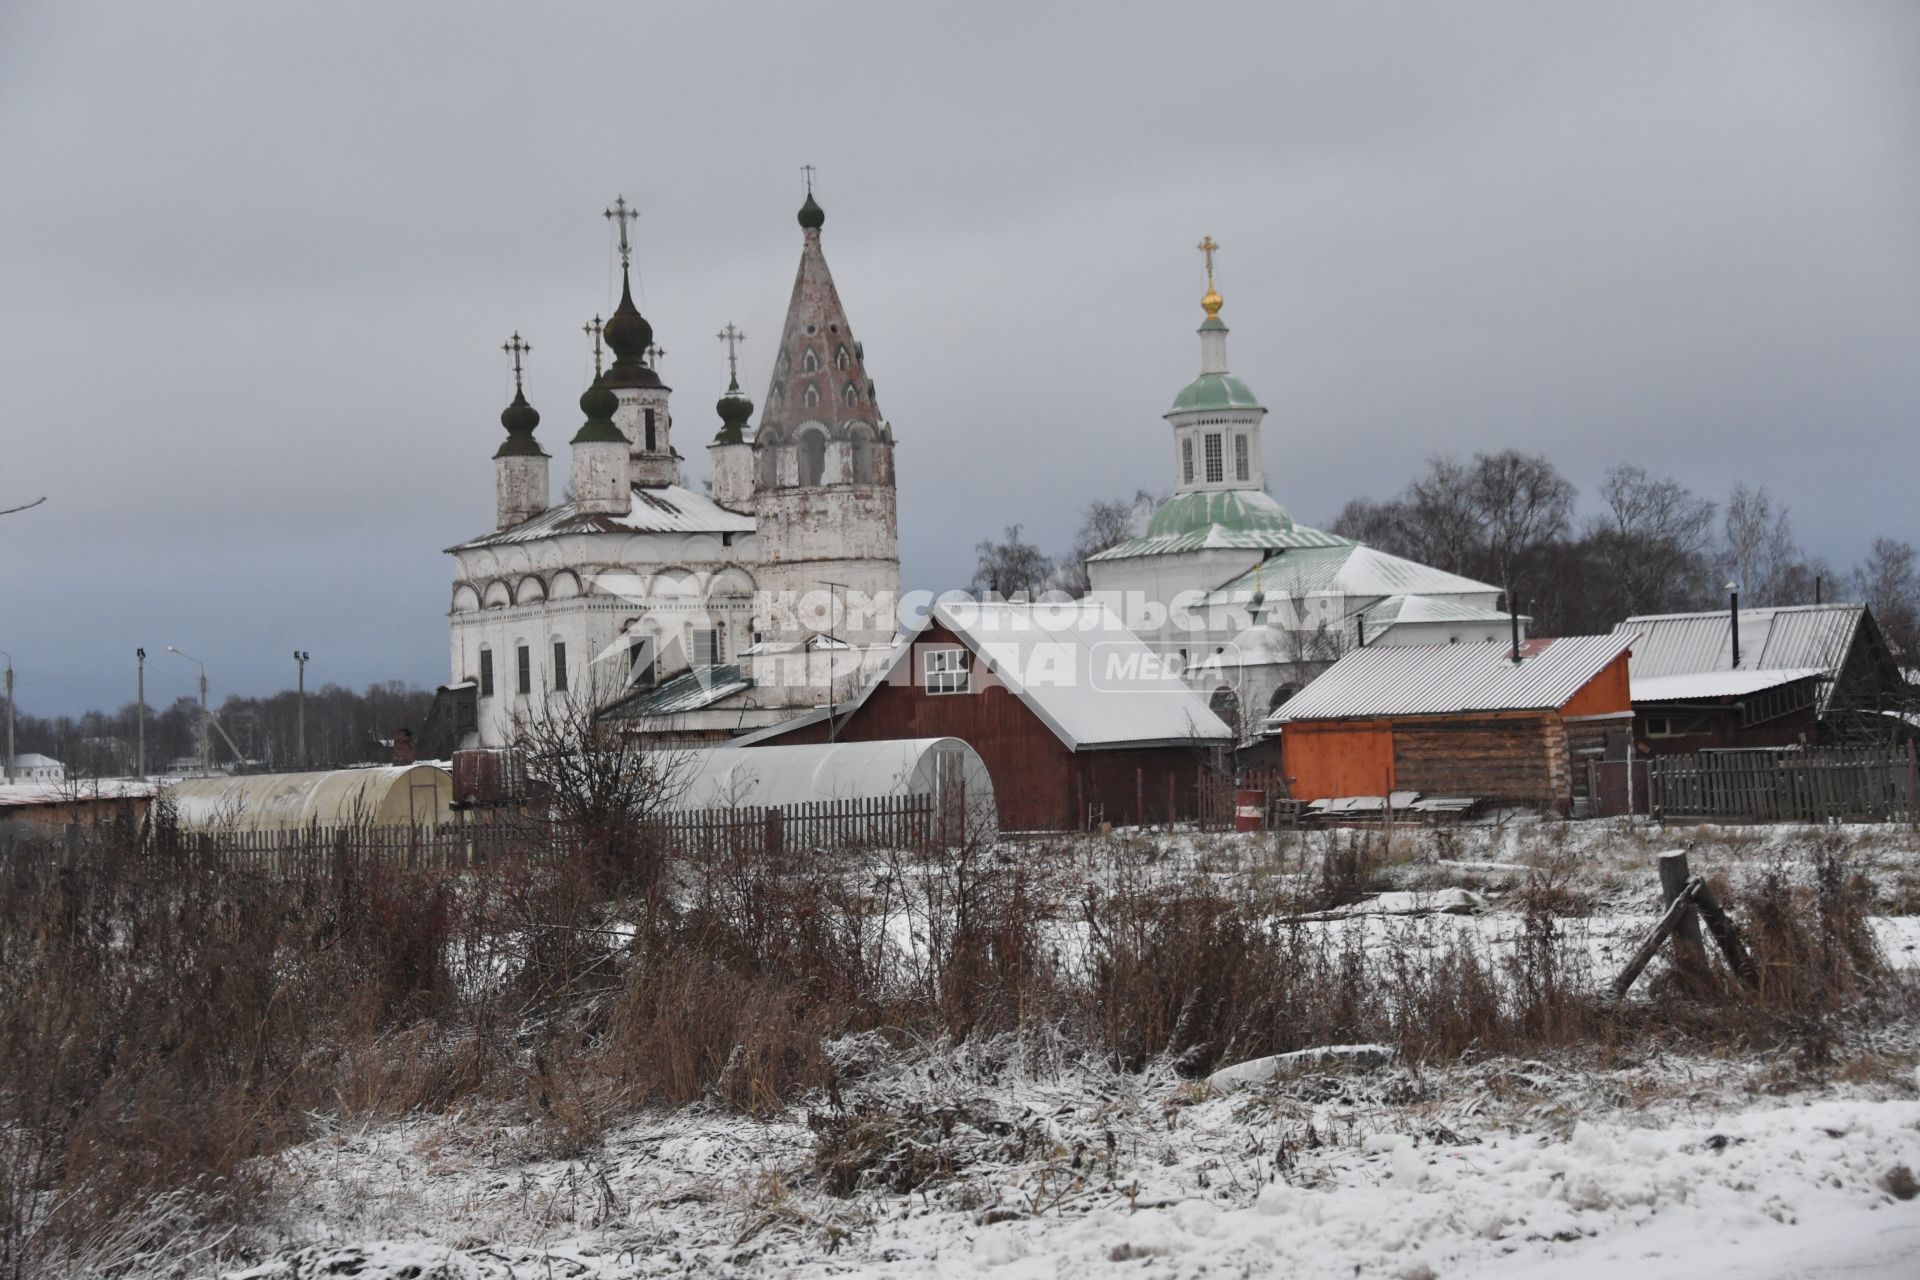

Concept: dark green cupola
[[713, 375, 754, 445], [572, 373, 625, 444], [797, 191, 825, 231], [494, 388, 546, 458], [602, 269, 664, 391]]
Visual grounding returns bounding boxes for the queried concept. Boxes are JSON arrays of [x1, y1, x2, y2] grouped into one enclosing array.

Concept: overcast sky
[[2, 1, 1915, 717]]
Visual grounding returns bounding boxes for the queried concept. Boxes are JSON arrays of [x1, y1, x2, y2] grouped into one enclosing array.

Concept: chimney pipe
[[1725, 582, 1741, 668], [1507, 582, 1522, 664]]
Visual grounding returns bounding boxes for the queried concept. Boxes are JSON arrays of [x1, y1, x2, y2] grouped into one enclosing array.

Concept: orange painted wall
[[1280, 721, 1395, 800], [1560, 652, 1633, 720]]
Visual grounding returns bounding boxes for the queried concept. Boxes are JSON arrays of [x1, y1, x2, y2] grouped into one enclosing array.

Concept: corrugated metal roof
[[602, 665, 753, 719], [1088, 522, 1351, 562], [1360, 595, 1522, 628], [1614, 604, 1862, 715], [449, 484, 755, 550], [1630, 668, 1825, 703], [1269, 634, 1635, 724], [1204, 545, 1499, 606]]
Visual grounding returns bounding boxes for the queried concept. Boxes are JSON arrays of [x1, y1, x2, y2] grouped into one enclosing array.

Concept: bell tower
[[599, 195, 679, 488]]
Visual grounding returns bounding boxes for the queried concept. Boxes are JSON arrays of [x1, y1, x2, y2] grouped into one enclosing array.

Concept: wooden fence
[[0, 793, 949, 872], [1650, 745, 1919, 824]]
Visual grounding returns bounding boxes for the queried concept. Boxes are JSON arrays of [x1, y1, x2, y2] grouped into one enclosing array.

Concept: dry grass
[[0, 814, 1910, 1275]]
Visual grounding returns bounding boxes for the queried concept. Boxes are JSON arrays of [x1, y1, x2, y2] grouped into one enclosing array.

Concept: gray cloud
[[3, 1, 1915, 714]]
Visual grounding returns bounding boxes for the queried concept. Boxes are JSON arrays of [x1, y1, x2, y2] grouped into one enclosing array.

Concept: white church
[[440, 190, 901, 748], [1085, 240, 1521, 732]]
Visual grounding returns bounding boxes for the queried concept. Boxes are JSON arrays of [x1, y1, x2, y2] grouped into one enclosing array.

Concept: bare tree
[[1055, 490, 1157, 593], [1471, 449, 1576, 593], [1587, 464, 1717, 617], [1721, 482, 1809, 604], [509, 683, 691, 897], [970, 524, 1053, 598], [1855, 536, 1919, 661]]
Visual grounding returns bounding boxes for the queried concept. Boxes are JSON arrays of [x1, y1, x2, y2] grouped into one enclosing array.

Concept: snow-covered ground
[[228, 1046, 1920, 1279], [210, 819, 1920, 1278]]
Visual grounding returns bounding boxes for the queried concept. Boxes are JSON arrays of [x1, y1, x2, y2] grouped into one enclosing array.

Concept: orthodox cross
[[1197, 235, 1219, 287], [604, 195, 638, 269], [582, 316, 603, 376], [717, 323, 745, 383], [801, 163, 816, 195], [645, 342, 667, 370], [502, 332, 530, 391]]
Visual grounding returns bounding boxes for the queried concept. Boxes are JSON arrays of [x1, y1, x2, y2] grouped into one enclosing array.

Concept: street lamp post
[[294, 651, 310, 767], [0, 649, 13, 784], [136, 648, 147, 778], [168, 646, 211, 775]]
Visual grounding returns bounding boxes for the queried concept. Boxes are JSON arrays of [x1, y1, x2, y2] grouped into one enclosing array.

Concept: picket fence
[[1649, 745, 1918, 824], [0, 792, 948, 873]]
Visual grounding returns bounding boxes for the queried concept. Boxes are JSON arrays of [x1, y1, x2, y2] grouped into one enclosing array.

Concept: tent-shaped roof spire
[[759, 178, 883, 436]]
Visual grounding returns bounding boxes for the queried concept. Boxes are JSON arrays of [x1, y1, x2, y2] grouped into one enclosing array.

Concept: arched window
[[843, 382, 859, 405], [850, 428, 873, 483], [802, 349, 819, 373], [1209, 687, 1241, 731], [644, 407, 657, 452], [797, 430, 826, 486], [836, 345, 851, 370], [803, 384, 820, 409], [1268, 684, 1299, 712]]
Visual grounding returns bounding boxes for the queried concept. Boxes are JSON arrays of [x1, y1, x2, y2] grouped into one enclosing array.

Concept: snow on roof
[[448, 484, 755, 550], [0, 778, 156, 807], [8, 753, 63, 769], [1205, 545, 1500, 607], [1630, 668, 1826, 703], [602, 665, 753, 719], [1359, 595, 1523, 628], [928, 600, 1232, 749], [742, 601, 1233, 750], [1269, 634, 1635, 724], [1088, 522, 1352, 563], [1615, 604, 1861, 679]]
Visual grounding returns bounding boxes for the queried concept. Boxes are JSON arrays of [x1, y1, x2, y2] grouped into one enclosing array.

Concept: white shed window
[[924, 647, 970, 695], [1234, 434, 1249, 482], [1204, 433, 1223, 483], [1181, 437, 1194, 484]]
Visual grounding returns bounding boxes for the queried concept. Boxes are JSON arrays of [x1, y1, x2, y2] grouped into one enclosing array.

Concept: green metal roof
[[1147, 488, 1292, 538], [1168, 372, 1263, 415], [600, 665, 751, 720], [1088, 496, 1352, 562]]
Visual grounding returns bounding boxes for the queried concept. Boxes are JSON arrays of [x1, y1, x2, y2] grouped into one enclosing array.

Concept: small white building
[[4, 753, 65, 784]]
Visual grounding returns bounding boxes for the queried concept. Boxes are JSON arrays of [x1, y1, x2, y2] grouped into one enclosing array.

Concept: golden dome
[[1202, 284, 1223, 318]]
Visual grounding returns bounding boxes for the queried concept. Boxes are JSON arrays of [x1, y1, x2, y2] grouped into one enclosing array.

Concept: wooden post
[[1612, 882, 1699, 997], [1167, 773, 1177, 831], [1658, 849, 1710, 989], [1690, 877, 1758, 987], [1136, 767, 1145, 830]]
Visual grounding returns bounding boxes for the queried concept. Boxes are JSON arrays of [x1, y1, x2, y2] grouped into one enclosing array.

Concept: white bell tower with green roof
[[1168, 237, 1268, 495]]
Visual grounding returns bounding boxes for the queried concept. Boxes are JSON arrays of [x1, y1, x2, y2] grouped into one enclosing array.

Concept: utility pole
[[136, 648, 147, 777], [0, 649, 13, 784], [295, 650, 310, 767], [1725, 582, 1742, 669], [168, 646, 211, 774]]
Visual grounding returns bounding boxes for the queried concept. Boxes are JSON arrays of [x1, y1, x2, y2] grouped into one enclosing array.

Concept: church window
[[843, 382, 859, 405], [1234, 434, 1249, 482], [1181, 437, 1194, 484], [850, 429, 873, 483], [478, 648, 494, 697], [1204, 433, 1223, 484], [552, 639, 568, 692], [644, 408, 657, 452], [798, 430, 826, 485], [693, 628, 720, 666], [760, 443, 782, 488], [629, 637, 656, 687], [516, 644, 531, 695], [836, 345, 850, 370], [802, 349, 819, 373], [924, 647, 970, 695], [803, 384, 820, 409]]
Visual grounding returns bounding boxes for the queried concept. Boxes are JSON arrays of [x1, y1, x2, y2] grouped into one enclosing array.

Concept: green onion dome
[[798, 192, 825, 230], [494, 389, 544, 458], [713, 376, 755, 444], [602, 271, 663, 390], [571, 374, 625, 444]]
